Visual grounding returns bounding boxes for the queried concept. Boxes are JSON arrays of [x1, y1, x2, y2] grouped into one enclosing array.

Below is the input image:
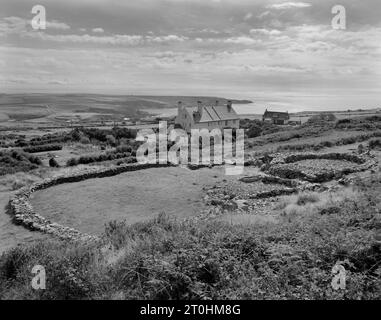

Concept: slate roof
[[263, 110, 289, 120], [197, 105, 239, 123]]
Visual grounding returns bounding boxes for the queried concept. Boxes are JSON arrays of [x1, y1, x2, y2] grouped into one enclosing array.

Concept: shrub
[[0, 150, 42, 176], [116, 145, 132, 153], [277, 131, 381, 152], [368, 139, 381, 150], [241, 119, 286, 139], [106, 135, 117, 147], [296, 193, 320, 206], [14, 139, 28, 147], [80, 137, 90, 144], [307, 113, 336, 125], [49, 158, 60, 168], [66, 150, 134, 167], [23, 144, 63, 153], [336, 115, 381, 131], [66, 158, 79, 167]]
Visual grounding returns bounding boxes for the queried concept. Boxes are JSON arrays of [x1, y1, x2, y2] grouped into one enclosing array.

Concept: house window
[[225, 121, 228, 126]]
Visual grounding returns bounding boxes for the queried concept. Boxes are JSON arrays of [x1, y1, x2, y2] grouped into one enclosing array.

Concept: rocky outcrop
[[8, 162, 172, 242]]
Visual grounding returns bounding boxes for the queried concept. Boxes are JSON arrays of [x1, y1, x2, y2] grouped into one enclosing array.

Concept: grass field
[[30, 166, 258, 235]]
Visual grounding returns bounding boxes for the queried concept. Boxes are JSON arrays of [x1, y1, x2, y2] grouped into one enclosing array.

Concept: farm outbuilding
[[262, 109, 290, 125]]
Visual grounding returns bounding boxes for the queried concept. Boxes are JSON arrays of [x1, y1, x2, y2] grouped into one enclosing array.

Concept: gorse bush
[[0, 176, 380, 300], [72, 127, 137, 144], [23, 144, 63, 153], [10, 127, 137, 150], [277, 131, 381, 152], [247, 124, 332, 148], [49, 158, 60, 168], [296, 193, 320, 206], [368, 139, 381, 150], [240, 119, 287, 138], [66, 151, 135, 166], [0, 150, 42, 176], [335, 115, 381, 131]]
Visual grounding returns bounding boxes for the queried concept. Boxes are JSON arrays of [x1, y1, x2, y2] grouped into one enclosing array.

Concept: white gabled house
[[175, 100, 240, 133]]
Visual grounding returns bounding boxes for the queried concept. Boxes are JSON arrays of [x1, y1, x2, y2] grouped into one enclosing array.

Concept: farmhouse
[[262, 109, 290, 125], [175, 100, 240, 132]]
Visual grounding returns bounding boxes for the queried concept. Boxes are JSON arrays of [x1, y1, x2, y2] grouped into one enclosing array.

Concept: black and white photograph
[[0, 0, 380, 305]]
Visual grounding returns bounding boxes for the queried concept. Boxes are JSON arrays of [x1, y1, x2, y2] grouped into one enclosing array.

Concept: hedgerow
[[277, 131, 381, 152], [66, 152, 135, 166], [23, 144, 63, 153], [0, 150, 42, 176]]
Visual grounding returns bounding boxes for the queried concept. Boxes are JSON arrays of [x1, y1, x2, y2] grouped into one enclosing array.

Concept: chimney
[[177, 101, 183, 113], [227, 100, 232, 112], [197, 101, 202, 115]]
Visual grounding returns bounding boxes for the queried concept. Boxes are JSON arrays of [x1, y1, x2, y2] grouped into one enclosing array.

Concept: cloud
[[224, 36, 261, 45], [46, 21, 71, 30], [250, 28, 281, 36], [244, 63, 311, 73], [92, 27, 104, 33], [147, 35, 188, 43], [244, 13, 253, 21], [1, 1, 380, 103], [267, 2, 311, 10], [153, 51, 176, 59], [24, 32, 188, 46], [0, 16, 70, 35], [27, 33, 144, 45], [257, 11, 270, 19], [0, 16, 28, 35]]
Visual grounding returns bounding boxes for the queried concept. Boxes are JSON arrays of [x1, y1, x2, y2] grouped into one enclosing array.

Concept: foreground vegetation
[[0, 173, 379, 300], [0, 150, 42, 176]]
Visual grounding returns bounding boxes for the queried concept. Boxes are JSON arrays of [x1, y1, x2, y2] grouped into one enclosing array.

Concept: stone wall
[[269, 152, 368, 165], [8, 163, 172, 243], [265, 152, 377, 183]]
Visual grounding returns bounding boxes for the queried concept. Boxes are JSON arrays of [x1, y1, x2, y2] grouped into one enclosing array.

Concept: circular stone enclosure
[[266, 153, 372, 183]]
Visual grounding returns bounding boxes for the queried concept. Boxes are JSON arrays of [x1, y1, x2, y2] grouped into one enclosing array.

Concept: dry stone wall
[[8, 163, 172, 243], [265, 152, 377, 183]]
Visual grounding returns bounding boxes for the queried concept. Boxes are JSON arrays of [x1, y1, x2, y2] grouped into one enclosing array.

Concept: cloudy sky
[[1, 0, 380, 110]]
